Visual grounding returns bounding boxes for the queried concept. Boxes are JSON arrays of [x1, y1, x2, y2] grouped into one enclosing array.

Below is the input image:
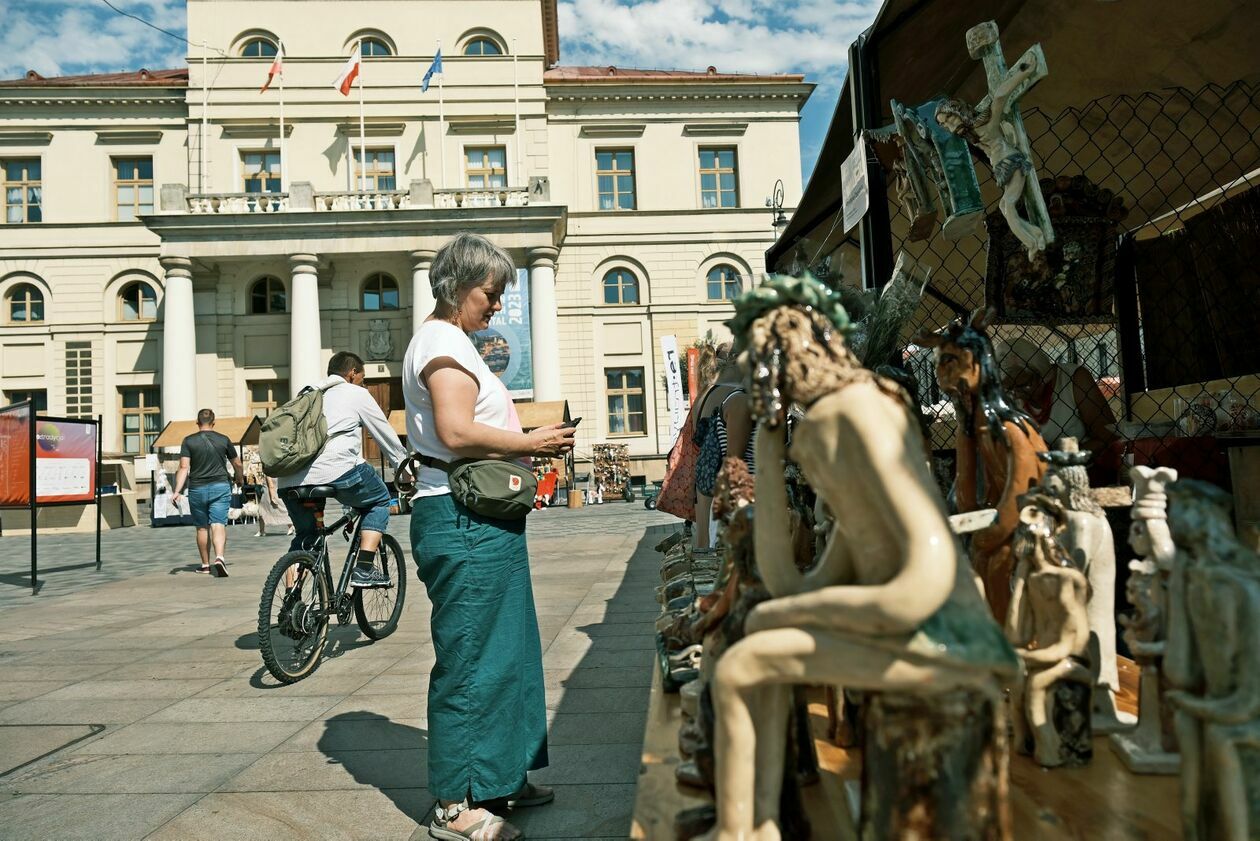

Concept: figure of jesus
[[935, 56, 1046, 259]]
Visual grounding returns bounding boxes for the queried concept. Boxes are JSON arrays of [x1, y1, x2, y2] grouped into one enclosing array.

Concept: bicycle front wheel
[[354, 533, 407, 640], [258, 551, 330, 683]]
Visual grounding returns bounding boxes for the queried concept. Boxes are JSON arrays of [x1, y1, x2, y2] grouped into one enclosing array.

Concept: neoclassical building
[[0, 0, 810, 480]]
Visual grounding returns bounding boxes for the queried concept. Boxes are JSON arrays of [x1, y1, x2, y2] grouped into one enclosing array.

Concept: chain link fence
[[880, 79, 1260, 495]]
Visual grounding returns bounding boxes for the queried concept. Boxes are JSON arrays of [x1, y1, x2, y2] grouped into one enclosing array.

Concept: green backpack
[[259, 381, 343, 477]]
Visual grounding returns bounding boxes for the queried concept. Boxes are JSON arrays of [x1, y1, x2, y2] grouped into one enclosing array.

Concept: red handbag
[[655, 402, 701, 521]]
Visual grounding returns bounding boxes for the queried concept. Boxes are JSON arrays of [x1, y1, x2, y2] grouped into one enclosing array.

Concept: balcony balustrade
[[167, 180, 542, 215]]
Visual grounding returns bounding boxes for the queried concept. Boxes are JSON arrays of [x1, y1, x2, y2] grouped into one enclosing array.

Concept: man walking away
[[278, 352, 409, 588], [171, 409, 244, 577]]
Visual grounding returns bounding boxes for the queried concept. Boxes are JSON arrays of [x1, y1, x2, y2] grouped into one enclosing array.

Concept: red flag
[[332, 50, 360, 96], [260, 43, 284, 93]]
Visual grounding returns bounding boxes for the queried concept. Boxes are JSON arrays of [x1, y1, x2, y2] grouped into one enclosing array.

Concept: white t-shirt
[[402, 319, 521, 496]]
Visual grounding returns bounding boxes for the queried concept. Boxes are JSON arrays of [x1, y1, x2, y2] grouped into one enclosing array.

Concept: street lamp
[[765, 179, 789, 236]]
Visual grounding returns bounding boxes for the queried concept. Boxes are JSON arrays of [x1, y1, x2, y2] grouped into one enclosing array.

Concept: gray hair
[[430, 232, 517, 309]]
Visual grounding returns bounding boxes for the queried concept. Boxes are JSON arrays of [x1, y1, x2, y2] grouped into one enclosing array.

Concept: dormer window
[[463, 38, 503, 56], [240, 38, 278, 58]]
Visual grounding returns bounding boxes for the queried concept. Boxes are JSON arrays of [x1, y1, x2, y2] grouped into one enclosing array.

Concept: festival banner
[[0, 402, 32, 507], [661, 336, 686, 448], [686, 347, 700, 403], [35, 419, 97, 505], [473, 268, 533, 398]]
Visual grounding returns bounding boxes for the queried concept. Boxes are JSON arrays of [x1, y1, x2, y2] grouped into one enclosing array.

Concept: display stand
[[0, 402, 103, 593], [149, 416, 261, 527]]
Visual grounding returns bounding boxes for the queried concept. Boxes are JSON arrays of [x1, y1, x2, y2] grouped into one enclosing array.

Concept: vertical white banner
[[661, 335, 686, 449]]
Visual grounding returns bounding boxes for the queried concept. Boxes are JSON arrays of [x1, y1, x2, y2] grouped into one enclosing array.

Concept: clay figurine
[[1007, 493, 1093, 767], [915, 308, 1049, 621], [1111, 465, 1181, 774], [699, 276, 1018, 841], [1038, 437, 1130, 732], [1164, 479, 1260, 840], [935, 21, 1053, 260]]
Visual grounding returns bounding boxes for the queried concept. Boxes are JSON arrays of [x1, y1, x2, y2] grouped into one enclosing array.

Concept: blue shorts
[[189, 482, 231, 527]]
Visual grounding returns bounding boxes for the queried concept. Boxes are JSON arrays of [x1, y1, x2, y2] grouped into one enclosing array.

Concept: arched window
[[361, 273, 400, 311], [240, 38, 278, 58], [602, 269, 639, 305], [463, 38, 503, 56], [706, 265, 742, 301], [119, 281, 157, 321], [360, 37, 392, 56], [6, 283, 44, 323], [249, 276, 286, 314]]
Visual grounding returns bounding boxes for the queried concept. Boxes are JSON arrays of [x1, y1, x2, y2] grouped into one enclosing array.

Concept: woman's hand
[[527, 423, 576, 458]]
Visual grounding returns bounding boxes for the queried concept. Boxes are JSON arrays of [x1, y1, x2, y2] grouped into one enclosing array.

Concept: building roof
[[0, 68, 189, 87], [544, 65, 806, 84]]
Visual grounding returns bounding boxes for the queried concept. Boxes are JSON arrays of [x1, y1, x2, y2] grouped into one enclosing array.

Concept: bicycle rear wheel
[[354, 533, 407, 640], [258, 551, 330, 683]]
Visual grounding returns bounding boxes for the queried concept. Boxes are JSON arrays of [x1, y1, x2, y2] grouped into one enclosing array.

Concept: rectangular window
[[113, 157, 154, 221], [596, 149, 636, 210], [248, 380, 290, 418], [465, 146, 507, 189], [4, 159, 42, 223], [241, 151, 281, 193], [353, 148, 396, 191], [65, 342, 93, 418], [119, 386, 161, 454], [699, 147, 739, 208], [605, 367, 647, 436], [6, 390, 47, 412]]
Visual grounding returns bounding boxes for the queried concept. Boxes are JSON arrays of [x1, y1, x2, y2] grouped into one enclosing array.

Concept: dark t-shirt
[[179, 430, 236, 488]]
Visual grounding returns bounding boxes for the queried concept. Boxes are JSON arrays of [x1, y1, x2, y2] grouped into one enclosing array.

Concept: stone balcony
[[163, 178, 545, 215]]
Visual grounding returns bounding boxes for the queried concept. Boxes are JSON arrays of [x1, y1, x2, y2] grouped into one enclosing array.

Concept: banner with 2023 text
[[472, 268, 533, 399]]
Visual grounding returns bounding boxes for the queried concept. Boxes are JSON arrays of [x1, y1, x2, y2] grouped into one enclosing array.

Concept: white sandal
[[429, 802, 522, 841]]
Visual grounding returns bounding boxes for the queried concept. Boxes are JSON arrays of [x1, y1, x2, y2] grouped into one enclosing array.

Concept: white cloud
[[0, 1, 186, 79]]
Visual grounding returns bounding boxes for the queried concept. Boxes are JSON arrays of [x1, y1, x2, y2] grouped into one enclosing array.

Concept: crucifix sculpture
[[935, 21, 1055, 260]]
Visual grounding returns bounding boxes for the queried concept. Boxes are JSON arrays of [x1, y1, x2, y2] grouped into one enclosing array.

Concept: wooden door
[[362, 378, 404, 464]]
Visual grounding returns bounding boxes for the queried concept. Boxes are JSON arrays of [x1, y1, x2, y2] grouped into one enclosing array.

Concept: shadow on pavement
[[317, 711, 432, 827], [242, 625, 378, 689]]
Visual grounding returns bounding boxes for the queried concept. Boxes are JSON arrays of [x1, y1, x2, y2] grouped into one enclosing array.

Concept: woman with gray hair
[[402, 232, 575, 840]]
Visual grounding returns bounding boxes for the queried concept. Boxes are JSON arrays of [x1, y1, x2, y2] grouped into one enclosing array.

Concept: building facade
[[0, 0, 810, 479]]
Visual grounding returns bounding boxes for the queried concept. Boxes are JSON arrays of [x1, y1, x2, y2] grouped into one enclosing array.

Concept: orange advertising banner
[[35, 419, 98, 505], [0, 403, 32, 507]]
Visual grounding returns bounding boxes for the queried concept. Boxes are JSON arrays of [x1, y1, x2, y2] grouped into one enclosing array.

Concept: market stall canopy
[[516, 400, 571, 431], [767, 0, 1260, 270], [152, 416, 261, 450]]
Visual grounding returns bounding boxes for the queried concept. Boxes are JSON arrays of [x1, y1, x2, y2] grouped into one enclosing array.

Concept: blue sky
[[0, 0, 882, 184]]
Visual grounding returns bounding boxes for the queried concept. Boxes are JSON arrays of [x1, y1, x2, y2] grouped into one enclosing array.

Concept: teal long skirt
[[410, 493, 549, 802]]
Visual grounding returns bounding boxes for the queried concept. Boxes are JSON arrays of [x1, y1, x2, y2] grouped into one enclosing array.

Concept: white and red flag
[[259, 42, 284, 93], [332, 50, 361, 95]]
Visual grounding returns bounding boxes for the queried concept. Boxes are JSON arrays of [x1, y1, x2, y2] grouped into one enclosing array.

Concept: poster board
[[473, 267, 534, 398], [0, 402, 32, 507], [35, 419, 98, 505]]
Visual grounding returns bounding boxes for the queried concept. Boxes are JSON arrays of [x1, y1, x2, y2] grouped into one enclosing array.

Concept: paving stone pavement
[[0, 502, 678, 840]]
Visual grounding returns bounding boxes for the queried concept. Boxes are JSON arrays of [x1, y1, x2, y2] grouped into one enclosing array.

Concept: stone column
[[159, 256, 197, 422], [411, 249, 437, 334], [289, 254, 323, 391], [528, 246, 561, 401]]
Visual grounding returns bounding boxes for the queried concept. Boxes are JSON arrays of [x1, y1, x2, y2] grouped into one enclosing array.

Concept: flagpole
[[513, 38, 521, 185], [201, 40, 208, 192], [357, 41, 367, 192], [278, 42, 286, 192], [437, 40, 446, 190]]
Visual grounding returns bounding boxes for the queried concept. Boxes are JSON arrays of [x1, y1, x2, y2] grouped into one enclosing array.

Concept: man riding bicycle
[[278, 352, 410, 588]]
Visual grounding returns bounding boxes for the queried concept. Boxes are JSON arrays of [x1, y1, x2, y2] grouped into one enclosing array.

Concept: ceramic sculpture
[[915, 308, 1049, 621], [699, 276, 1018, 841]]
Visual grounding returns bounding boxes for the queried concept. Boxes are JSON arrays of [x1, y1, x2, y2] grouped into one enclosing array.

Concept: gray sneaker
[[350, 565, 392, 589]]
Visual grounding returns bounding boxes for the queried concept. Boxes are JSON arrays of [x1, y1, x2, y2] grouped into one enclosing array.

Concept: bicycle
[[257, 485, 407, 683]]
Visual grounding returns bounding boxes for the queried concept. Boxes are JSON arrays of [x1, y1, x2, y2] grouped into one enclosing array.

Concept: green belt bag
[[418, 454, 538, 520]]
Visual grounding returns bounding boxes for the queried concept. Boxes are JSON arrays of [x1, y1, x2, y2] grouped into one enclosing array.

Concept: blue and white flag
[[422, 50, 442, 92]]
